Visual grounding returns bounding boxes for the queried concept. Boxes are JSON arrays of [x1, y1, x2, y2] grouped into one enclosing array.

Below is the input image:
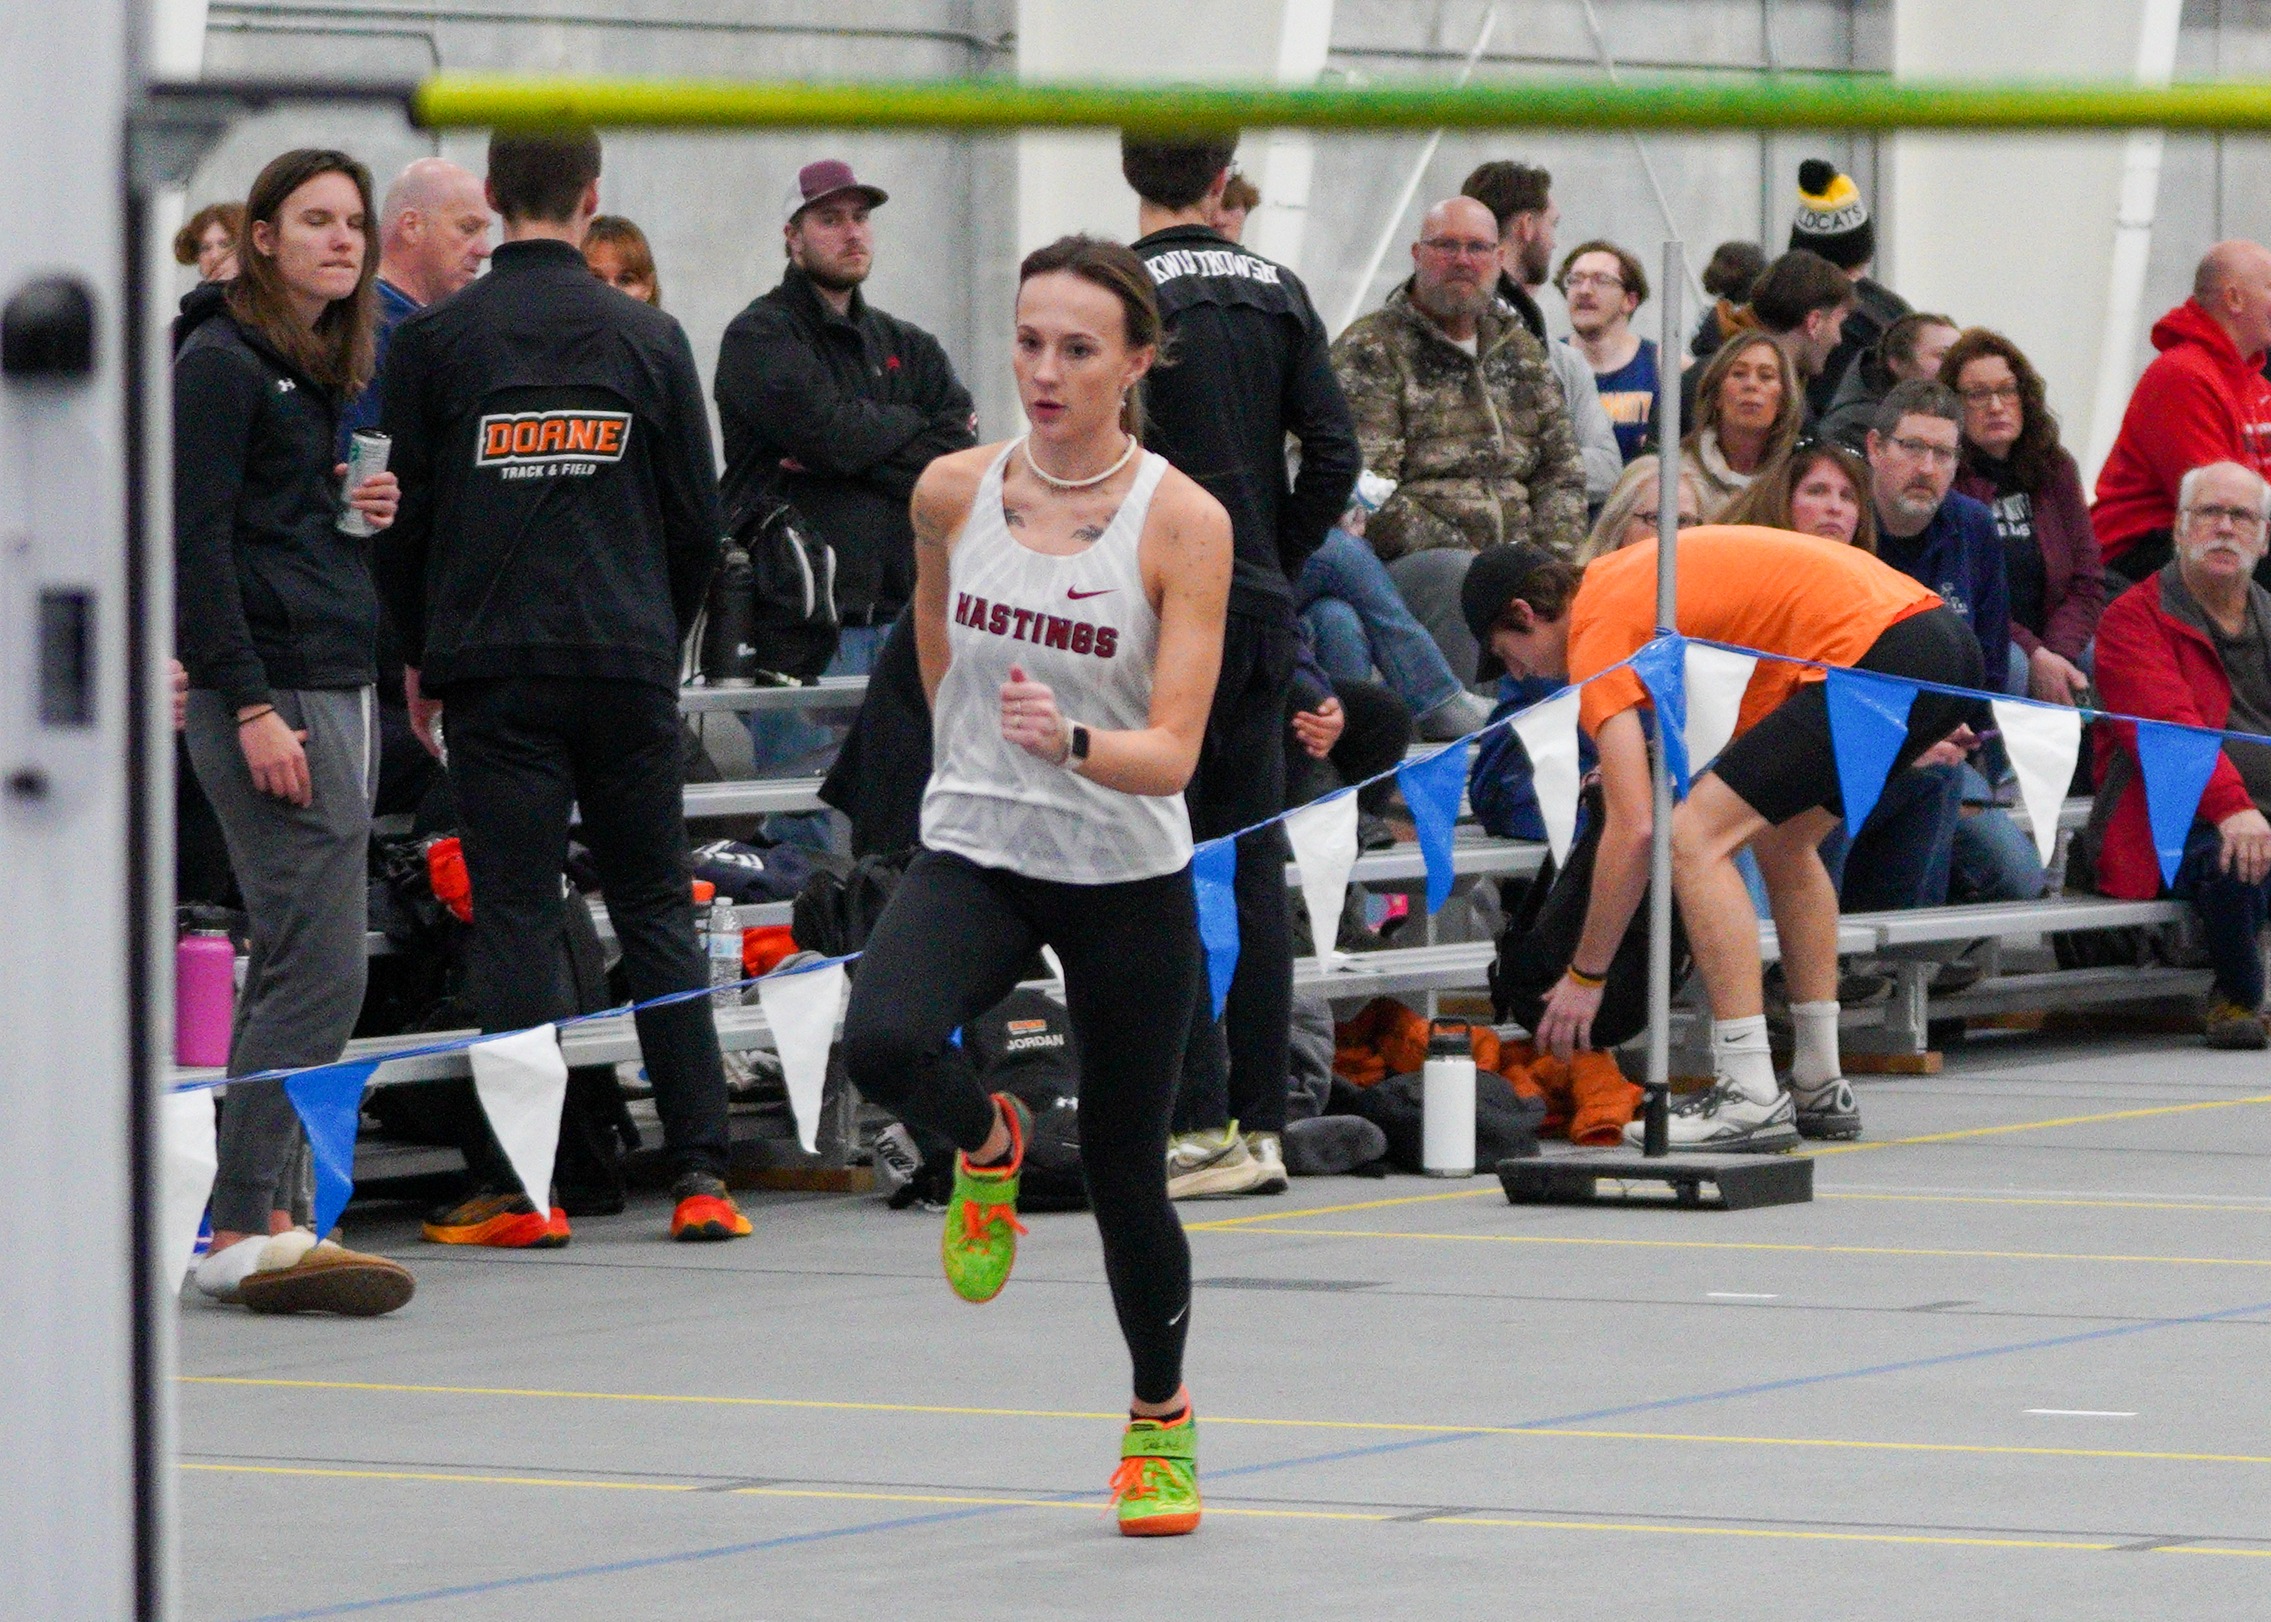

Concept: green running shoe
[[1110, 1399, 1201, 1536], [942, 1092, 1030, 1304]]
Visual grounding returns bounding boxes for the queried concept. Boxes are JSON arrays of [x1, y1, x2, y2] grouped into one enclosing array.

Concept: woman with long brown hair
[[1617, 332, 1803, 523], [176, 148, 407, 1317], [583, 213, 660, 305], [841, 234, 1231, 1536], [1719, 438, 1878, 552], [1938, 327, 2101, 703]]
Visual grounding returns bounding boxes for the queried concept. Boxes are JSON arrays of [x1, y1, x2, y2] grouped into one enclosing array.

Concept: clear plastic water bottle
[[704, 884, 742, 1010]]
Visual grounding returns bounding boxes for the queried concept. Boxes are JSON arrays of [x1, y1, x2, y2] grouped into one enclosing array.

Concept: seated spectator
[[1556, 239, 1660, 464], [1579, 460, 1705, 560], [1460, 162, 1624, 508], [584, 214, 660, 304], [1819, 310, 1960, 450], [1332, 195, 1586, 680], [2094, 241, 2271, 584], [1208, 169, 1259, 242], [1628, 331, 1802, 519], [1691, 239, 1766, 364], [173, 200, 243, 283], [1285, 636, 1412, 828], [1682, 248, 1855, 431], [1296, 504, 1494, 740], [2090, 461, 2271, 1049], [1786, 159, 1911, 419], [1719, 438, 1877, 551], [1942, 328, 2102, 704]]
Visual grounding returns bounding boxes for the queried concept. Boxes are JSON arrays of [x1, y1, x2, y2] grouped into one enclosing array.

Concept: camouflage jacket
[[1329, 284, 1587, 560]]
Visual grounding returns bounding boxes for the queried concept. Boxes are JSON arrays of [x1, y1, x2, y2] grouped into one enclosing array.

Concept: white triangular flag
[[470, 1024, 568, 1211], [758, 960, 847, 1154], [1992, 698, 2084, 864], [161, 1088, 219, 1284], [1510, 686, 1583, 867], [1283, 791, 1360, 965], [1684, 642, 1758, 773]]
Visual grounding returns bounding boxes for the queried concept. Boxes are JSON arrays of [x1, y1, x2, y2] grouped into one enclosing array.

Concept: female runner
[[841, 235, 1231, 1537]]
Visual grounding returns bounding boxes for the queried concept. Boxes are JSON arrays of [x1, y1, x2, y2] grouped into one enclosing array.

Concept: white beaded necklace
[[1020, 432, 1138, 491]]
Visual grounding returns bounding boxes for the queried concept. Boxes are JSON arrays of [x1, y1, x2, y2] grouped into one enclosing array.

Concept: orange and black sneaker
[[670, 1170, 752, 1241], [421, 1190, 569, 1249]]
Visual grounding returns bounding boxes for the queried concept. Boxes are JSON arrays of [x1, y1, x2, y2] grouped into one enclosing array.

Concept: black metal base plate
[[1497, 1153, 1813, 1211]]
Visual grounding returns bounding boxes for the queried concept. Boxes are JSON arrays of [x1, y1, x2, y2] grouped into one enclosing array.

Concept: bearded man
[[714, 159, 976, 675], [1330, 194, 1587, 679]]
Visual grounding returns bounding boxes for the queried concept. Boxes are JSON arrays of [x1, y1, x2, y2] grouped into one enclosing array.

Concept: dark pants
[[2174, 820, 2271, 1008], [443, 676, 730, 1180], [1288, 678, 1414, 814], [1176, 609, 1297, 1137], [841, 849, 1200, 1403]]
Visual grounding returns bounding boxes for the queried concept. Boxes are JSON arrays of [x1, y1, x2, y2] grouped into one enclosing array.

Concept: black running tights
[[842, 849, 1200, 1404]]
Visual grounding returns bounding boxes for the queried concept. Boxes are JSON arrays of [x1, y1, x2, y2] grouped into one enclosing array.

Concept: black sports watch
[[1067, 723, 1092, 766]]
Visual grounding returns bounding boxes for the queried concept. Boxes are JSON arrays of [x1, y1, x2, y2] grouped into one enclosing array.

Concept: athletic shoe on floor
[[943, 1093, 1030, 1303], [1789, 1076, 1862, 1140], [1241, 1130, 1290, 1195], [1110, 1397, 1201, 1536], [2204, 998, 2271, 1050], [240, 1239, 415, 1317], [1620, 1083, 1800, 1154], [421, 1190, 569, 1249], [670, 1171, 753, 1241], [1166, 1123, 1270, 1199]]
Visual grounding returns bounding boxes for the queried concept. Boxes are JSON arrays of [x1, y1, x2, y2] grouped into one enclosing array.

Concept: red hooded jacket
[[2089, 569, 2261, 898], [2090, 300, 2271, 565]]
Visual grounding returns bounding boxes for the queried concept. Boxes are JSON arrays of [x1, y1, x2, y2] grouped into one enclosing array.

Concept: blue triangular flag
[[1191, 838, 1241, 1018], [1824, 668, 1918, 836], [284, 1058, 380, 1240], [1396, 741, 1469, 915], [1631, 634, 1691, 797], [2135, 720, 2224, 888]]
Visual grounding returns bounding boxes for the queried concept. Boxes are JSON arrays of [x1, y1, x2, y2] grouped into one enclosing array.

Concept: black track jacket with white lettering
[[1130, 224, 1361, 619], [375, 238, 724, 692]]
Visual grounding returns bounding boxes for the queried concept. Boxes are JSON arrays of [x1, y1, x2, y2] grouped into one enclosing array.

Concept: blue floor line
[[1208, 1294, 2271, 1481], [231, 1294, 2271, 1619]]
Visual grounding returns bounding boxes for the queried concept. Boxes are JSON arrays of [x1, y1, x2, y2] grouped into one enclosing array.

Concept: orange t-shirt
[[1569, 525, 1942, 738]]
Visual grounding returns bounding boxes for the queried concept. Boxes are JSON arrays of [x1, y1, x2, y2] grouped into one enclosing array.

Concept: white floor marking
[[2026, 1409, 2138, 1418], [1707, 1292, 1779, 1300]]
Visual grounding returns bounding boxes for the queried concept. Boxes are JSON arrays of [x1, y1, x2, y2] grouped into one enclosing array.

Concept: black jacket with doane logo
[[375, 238, 725, 691]]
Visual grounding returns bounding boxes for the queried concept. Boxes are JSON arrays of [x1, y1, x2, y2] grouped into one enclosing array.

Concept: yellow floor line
[[1235, 1226, 2271, 1268], [1823, 1192, 2271, 1215], [176, 1462, 2146, 1551], [2158, 1544, 2271, 1559], [176, 1379, 2271, 1466], [1183, 1187, 1496, 1230]]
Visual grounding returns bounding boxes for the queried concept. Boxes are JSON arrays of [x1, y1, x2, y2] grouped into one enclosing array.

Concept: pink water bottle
[[176, 931, 236, 1067]]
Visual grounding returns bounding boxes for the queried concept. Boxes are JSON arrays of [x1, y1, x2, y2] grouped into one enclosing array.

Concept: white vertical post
[[0, 0, 160, 1614], [1643, 240, 1685, 1156]]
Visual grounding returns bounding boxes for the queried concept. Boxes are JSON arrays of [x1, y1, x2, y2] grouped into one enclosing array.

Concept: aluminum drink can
[[338, 429, 391, 536]]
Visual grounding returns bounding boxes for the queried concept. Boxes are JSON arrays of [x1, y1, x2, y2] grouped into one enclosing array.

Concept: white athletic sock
[[1711, 1014, 1779, 1105], [1789, 1001, 1842, 1092]]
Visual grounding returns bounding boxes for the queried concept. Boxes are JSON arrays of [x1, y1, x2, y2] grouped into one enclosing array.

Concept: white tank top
[[921, 444, 1192, 884]]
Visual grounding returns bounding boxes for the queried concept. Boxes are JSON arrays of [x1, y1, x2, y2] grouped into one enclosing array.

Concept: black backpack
[[1490, 782, 1691, 1049], [891, 987, 1089, 1213], [710, 489, 840, 682], [789, 848, 909, 960]]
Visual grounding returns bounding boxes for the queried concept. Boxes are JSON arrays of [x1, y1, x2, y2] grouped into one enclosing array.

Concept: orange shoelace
[[1108, 1455, 1171, 1506], [959, 1198, 1028, 1246]]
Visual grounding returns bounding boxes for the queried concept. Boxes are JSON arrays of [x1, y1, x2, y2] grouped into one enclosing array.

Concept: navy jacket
[[1873, 490, 2010, 685]]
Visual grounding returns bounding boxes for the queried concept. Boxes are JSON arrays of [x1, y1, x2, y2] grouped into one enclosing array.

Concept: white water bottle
[[1422, 1020, 1477, 1177], [702, 884, 742, 1010]]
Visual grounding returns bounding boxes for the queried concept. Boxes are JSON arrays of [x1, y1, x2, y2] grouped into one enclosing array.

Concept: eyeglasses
[[1959, 382, 2023, 407], [1419, 238, 1502, 260], [1562, 271, 1626, 292], [1887, 435, 1960, 468], [2182, 502, 2270, 535]]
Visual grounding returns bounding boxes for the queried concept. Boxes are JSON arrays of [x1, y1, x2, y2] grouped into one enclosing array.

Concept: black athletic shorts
[[1707, 604, 1985, 826]]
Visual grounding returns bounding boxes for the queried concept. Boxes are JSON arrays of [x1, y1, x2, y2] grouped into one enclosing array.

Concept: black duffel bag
[[1490, 781, 1690, 1049]]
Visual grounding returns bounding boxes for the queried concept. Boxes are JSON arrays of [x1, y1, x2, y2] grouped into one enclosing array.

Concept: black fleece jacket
[[173, 283, 377, 709], [375, 239, 724, 692], [1131, 224, 1360, 619], [714, 266, 975, 621]]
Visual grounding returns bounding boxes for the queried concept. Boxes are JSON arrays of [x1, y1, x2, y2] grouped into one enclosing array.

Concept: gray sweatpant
[[184, 687, 377, 1234], [1387, 548, 1482, 692]]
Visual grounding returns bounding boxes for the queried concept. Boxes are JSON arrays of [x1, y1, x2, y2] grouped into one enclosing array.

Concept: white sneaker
[[1241, 1131, 1290, 1195], [1620, 1084, 1800, 1154], [1790, 1077, 1862, 1140], [1166, 1123, 1271, 1199]]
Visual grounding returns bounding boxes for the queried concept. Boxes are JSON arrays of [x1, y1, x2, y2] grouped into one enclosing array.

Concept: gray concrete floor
[[178, 1030, 2271, 1621]]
